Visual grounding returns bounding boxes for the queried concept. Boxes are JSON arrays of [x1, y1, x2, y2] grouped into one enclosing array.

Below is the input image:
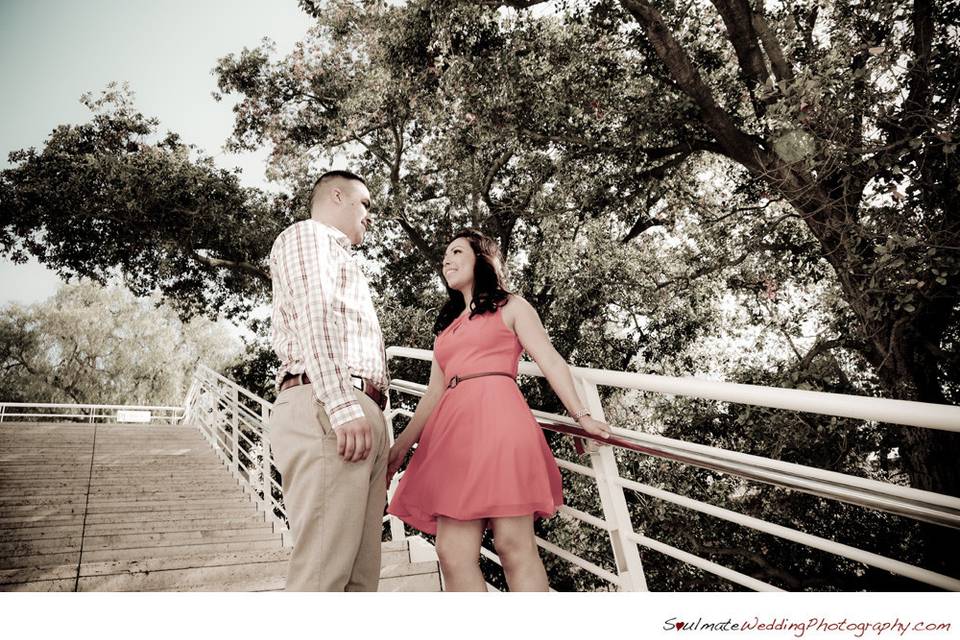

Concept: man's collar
[[311, 219, 352, 250]]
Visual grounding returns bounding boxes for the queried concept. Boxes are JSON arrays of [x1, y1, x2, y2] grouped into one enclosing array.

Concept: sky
[[0, 0, 312, 306]]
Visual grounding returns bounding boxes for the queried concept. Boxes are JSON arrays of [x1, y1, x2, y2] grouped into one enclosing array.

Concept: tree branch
[[900, 0, 934, 135], [481, 148, 515, 209], [190, 251, 271, 284], [709, 0, 771, 116], [618, 0, 768, 173], [395, 216, 443, 279], [751, 11, 793, 85]]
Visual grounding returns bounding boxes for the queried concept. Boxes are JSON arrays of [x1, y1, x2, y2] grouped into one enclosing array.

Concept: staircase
[[0, 421, 440, 591]]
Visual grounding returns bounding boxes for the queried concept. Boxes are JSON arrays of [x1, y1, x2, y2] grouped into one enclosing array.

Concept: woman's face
[[442, 237, 477, 291]]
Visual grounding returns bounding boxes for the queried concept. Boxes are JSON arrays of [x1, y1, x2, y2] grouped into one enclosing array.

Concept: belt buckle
[[447, 376, 460, 389], [351, 376, 365, 391]]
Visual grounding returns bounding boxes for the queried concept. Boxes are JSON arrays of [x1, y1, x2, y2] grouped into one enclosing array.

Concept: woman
[[386, 229, 612, 592]]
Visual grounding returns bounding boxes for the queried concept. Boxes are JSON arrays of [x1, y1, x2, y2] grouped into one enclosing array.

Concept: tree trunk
[[882, 337, 960, 579]]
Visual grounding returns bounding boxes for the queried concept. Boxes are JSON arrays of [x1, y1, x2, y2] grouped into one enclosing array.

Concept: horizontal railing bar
[[213, 429, 231, 452], [625, 531, 783, 592], [236, 446, 255, 466], [616, 475, 960, 591], [197, 365, 276, 408], [558, 505, 610, 531], [236, 429, 258, 451], [608, 426, 960, 510], [195, 385, 268, 434], [477, 530, 621, 588], [534, 536, 621, 587], [386, 347, 960, 432], [542, 420, 960, 530], [234, 403, 268, 430], [0, 413, 181, 422], [555, 458, 597, 479], [479, 545, 501, 567], [0, 402, 184, 411], [236, 417, 266, 438]]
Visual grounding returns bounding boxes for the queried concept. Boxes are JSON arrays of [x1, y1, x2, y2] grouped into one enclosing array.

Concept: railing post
[[230, 386, 240, 476], [384, 399, 406, 542], [577, 378, 649, 592], [182, 378, 200, 424], [260, 400, 273, 520]]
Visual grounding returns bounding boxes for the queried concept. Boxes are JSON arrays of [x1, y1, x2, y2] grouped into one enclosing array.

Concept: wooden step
[[0, 421, 442, 592], [84, 507, 260, 525]]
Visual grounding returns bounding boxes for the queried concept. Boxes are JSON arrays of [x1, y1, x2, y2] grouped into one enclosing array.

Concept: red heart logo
[[676, 622, 685, 631]]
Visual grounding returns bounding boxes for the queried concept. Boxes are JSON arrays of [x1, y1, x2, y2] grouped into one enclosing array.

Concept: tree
[[0, 84, 288, 319], [0, 280, 240, 406], [468, 0, 960, 495]]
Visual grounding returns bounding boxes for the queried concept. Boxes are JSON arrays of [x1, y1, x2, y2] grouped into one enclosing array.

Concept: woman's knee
[[493, 529, 538, 567], [436, 541, 479, 574], [435, 523, 482, 575]]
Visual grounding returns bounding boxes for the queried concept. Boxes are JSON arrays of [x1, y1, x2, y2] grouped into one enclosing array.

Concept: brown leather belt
[[446, 371, 516, 389], [280, 372, 388, 411]]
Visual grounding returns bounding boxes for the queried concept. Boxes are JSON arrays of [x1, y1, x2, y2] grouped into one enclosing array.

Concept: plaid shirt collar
[[311, 219, 352, 251]]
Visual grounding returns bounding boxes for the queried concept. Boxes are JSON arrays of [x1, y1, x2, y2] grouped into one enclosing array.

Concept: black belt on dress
[[280, 372, 387, 410], [446, 371, 516, 389]]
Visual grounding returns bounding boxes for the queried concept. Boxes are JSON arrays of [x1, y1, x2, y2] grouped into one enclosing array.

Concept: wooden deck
[[0, 422, 440, 591]]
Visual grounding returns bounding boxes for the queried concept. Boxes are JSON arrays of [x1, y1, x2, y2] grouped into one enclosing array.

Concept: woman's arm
[[394, 355, 446, 448], [507, 296, 611, 439]]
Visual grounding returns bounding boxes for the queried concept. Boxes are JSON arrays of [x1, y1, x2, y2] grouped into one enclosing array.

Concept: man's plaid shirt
[[270, 219, 389, 429]]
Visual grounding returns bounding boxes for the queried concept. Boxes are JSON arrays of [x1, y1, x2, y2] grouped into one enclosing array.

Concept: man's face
[[335, 181, 372, 245]]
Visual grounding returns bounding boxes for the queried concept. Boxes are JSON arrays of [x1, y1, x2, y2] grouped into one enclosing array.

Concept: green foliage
[[0, 83, 289, 319], [0, 280, 240, 405]]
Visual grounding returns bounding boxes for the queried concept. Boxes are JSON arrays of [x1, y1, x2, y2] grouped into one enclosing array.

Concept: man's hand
[[335, 417, 373, 462]]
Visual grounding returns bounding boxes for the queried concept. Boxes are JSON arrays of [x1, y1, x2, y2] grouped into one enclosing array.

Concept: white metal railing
[[173, 353, 960, 592], [0, 402, 184, 424], [386, 346, 960, 592], [182, 366, 288, 531]]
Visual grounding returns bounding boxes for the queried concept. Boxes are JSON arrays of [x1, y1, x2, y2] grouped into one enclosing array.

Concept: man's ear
[[331, 187, 343, 203]]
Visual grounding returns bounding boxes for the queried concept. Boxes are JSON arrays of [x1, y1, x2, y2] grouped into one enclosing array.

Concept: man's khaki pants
[[269, 383, 389, 591]]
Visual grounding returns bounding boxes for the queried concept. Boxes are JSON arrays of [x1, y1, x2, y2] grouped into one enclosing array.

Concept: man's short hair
[[309, 170, 367, 210]]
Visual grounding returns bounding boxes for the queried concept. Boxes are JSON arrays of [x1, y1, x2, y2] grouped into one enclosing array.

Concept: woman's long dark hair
[[433, 229, 511, 335]]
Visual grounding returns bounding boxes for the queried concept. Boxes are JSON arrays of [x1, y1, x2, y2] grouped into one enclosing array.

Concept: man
[[268, 169, 390, 591]]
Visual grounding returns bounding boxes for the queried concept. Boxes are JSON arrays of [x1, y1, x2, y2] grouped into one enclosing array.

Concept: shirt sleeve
[[273, 224, 364, 429]]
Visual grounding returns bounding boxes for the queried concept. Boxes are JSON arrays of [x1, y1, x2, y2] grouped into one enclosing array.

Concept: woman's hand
[[578, 415, 612, 440], [386, 438, 413, 488]]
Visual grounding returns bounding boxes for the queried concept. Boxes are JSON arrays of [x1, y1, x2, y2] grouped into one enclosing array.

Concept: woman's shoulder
[[500, 294, 537, 323], [502, 292, 527, 306]]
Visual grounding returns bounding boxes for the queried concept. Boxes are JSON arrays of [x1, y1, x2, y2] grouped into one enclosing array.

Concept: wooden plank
[[78, 557, 289, 592], [83, 517, 269, 536], [0, 562, 77, 584], [84, 507, 258, 525], [0, 523, 83, 542], [0, 536, 81, 556], [377, 571, 442, 592], [79, 538, 285, 563], [0, 551, 81, 570], [79, 548, 292, 577], [0, 578, 76, 592], [81, 528, 282, 550]]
